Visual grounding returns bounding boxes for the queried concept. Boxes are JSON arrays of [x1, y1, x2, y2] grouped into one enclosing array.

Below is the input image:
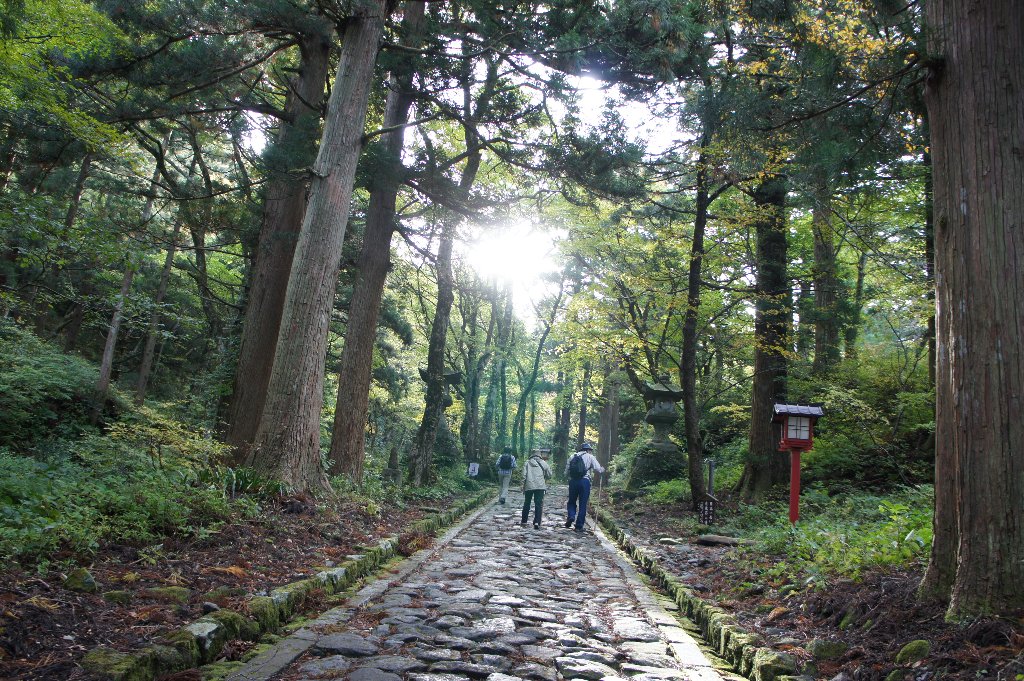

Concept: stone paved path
[[229, 487, 739, 681]]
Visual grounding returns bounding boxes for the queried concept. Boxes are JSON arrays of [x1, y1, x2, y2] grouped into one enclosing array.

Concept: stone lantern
[[627, 374, 686, 490]]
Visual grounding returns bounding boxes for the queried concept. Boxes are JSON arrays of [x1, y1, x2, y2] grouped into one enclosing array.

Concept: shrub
[[0, 428, 239, 569], [0, 321, 101, 449]]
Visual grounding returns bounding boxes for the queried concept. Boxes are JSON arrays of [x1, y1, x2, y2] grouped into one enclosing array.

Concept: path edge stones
[[80, 489, 494, 681], [592, 506, 805, 681]]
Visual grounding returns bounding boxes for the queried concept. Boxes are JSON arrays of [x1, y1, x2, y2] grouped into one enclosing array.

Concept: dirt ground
[[0, 496, 448, 680], [605, 492, 1024, 681]]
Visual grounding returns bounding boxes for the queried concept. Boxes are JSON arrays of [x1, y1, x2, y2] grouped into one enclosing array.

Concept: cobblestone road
[[229, 487, 738, 681]]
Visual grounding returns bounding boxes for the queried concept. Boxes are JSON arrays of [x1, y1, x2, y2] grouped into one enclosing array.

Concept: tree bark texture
[[919, 0, 1024, 618], [576, 362, 591, 448], [225, 32, 332, 461], [844, 252, 867, 359], [739, 176, 790, 503], [329, 1, 426, 481], [247, 2, 388, 493], [410, 222, 456, 486], [135, 219, 182, 405], [812, 194, 841, 373], [681, 159, 710, 507]]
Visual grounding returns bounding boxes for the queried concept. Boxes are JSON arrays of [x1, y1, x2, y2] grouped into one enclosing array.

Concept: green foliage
[[0, 320, 101, 449], [0, 434, 238, 568], [730, 485, 934, 581], [647, 478, 689, 504], [184, 465, 288, 501]]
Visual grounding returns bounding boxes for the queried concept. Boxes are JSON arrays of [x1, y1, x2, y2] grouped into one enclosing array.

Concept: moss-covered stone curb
[[592, 507, 801, 681], [82, 488, 492, 680]]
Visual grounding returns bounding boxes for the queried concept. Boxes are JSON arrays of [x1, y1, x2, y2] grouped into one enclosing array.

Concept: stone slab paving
[[229, 487, 740, 681]]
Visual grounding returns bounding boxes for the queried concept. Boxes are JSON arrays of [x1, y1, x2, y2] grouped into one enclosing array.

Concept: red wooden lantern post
[[772, 403, 824, 524]]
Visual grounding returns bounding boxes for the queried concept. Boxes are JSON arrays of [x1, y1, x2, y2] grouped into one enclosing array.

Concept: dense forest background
[[0, 0, 1020, 653]]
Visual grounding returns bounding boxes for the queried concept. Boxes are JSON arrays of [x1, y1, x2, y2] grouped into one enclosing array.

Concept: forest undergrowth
[[608, 483, 1024, 681]]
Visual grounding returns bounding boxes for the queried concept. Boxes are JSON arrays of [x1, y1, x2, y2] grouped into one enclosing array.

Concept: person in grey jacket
[[520, 449, 552, 529]]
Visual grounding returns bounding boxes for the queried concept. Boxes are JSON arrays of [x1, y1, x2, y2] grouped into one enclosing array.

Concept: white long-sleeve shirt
[[565, 451, 604, 480]]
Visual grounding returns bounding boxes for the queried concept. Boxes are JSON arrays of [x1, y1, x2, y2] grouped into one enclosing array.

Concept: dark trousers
[[522, 489, 545, 525], [566, 478, 592, 529]]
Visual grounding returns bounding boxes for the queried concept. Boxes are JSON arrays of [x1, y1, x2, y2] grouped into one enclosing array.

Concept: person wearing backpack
[[520, 449, 552, 529], [564, 442, 604, 533], [495, 446, 516, 504]]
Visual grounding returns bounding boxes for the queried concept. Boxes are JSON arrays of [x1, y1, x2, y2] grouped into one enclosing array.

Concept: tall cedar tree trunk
[[410, 222, 456, 486], [923, 149, 936, 387], [738, 176, 790, 502], [812, 191, 841, 373], [576, 363, 591, 447], [93, 159, 162, 417], [225, 32, 332, 461], [682, 156, 717, 508], [185, 133, 221, 344], [596, 367, 620, 485], [512, 283, 563, 455], [479, 290, 509, 466], [553, 374, 572, 476], [60, 154, 93, 351], [329, 2, 426, 480], [919, 0, 1024, 618], [247, 1, 389, 493], [460, 283, 496, 463], [135, 219, 182, 404], [408, 46, 496, 484], [487, 285, 515, 456], [844, 252, 867, 359]]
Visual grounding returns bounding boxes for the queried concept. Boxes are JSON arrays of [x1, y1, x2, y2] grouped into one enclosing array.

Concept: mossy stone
[[247, 596, 280, 632], [163, 629, 202, 665], [81, 646, 137, 679], [143, 586, 191, 604], [65, 568, 98, 593], [208, 609, 259, 640], [751, 648, 799, 681], [807, 638, 848, 660], [838, 610, 857, 630], [885, 670, 907, 681], [895, 639, 930, 664], [103, 590, 133, 605], [204, 586, 247, 601]]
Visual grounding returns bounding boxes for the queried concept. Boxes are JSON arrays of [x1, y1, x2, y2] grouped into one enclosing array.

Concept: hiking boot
[[499, 498, 506, 504], [574, 526, 586, 533], [563, 520, 573, 528], [533, 524, 541, 529], [520, 521, 528, 527]]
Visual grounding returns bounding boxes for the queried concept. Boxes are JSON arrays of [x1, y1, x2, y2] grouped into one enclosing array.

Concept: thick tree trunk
[[135, 219, 182, 405], [60, 154, 94, 352], [410, 222, 456, 486], [553, 373, 572, 476], [491, 285, 515, 455], [739, 176, 790, 503], [247, 1, 389, 493], [844, 252, 867, 360], [92, 265, 134, 422], [460, 283, 496, 463], [919, 0, 1024, 618], [329, 2, 426, 480], [596, 367, 620, 485], [681, 159, 711, 508], [812, 193, 841, 373], [576, 363, 591, 447], [224, 32, 332, 461]]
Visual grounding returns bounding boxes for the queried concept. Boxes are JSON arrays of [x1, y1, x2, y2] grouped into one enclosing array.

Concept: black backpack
[[568, 453, 588, 480], [498, 453, 513, 471]]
